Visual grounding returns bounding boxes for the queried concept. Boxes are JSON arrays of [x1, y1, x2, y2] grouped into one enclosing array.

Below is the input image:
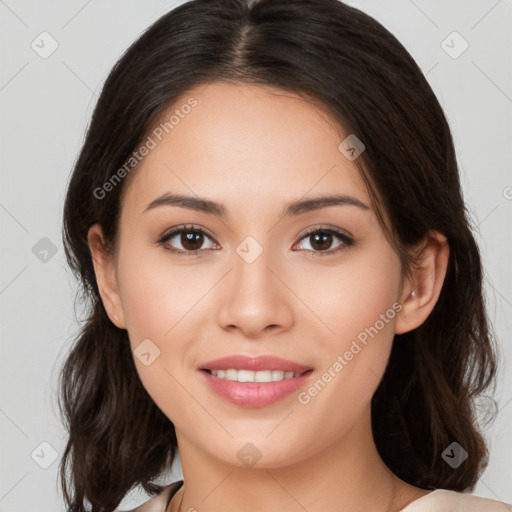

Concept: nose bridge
[[215, 235, 293, 334], [234, 241, 273, 295]]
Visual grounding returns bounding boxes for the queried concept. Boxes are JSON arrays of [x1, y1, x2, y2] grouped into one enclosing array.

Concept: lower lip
[[199, 370, 314, 407]]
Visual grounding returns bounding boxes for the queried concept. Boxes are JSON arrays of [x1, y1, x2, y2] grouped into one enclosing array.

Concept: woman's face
[[102, 82, 409, 468]]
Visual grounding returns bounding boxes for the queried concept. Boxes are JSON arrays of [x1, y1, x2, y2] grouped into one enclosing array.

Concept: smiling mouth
[[202, 368, 313, 383]]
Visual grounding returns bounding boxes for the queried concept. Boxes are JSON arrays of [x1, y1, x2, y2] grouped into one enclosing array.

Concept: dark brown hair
[[59, 0, 498, 510]]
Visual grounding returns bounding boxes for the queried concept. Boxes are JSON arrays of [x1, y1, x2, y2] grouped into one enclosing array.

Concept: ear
[[87, 223, 126, 329], [394, 230, 450, 335]]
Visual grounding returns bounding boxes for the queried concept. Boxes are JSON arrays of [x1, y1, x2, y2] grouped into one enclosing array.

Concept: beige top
[[119, 481, 512, 512]]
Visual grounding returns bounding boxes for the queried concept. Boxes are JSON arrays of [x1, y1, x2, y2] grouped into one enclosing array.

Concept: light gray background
[[1, 1, 511, 510]]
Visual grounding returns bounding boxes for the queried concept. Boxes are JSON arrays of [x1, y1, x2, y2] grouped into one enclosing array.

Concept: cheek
[[300, 246, 402, 344], [300, 246, 402, 404], [117, 245, 209, 344], [115, 246, 216, 411]]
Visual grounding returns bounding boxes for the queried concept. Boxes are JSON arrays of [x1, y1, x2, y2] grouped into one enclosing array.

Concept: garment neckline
[[164, 483, 448, 511], [400, 489, 453, 510]]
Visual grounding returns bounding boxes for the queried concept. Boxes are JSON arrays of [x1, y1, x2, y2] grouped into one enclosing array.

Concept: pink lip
[[199, 370, 313, 407], [198, 355, 314, 408], [199, 354, 312, 373]]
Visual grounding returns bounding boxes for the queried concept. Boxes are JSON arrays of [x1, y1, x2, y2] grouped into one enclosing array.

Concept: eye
[[294, 226, 354, 256], [157, 224, 354, 257], [157, 224, 219, 255]]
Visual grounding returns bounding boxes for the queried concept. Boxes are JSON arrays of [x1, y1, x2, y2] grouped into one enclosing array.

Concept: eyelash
[[156, 224, 355, 257]]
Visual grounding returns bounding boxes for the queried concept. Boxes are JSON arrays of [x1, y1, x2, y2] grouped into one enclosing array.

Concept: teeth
[[209, 369, 303, 382]]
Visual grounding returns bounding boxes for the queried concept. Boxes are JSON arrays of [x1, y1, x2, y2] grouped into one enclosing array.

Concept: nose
[[215, 245, 294, 338]]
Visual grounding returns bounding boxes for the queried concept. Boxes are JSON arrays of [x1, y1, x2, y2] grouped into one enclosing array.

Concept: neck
[[169, 405, 424, 512]]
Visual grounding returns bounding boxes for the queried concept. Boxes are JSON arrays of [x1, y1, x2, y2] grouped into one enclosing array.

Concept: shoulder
[[116, 480, 184, 512], [402, 489, 512, 512]]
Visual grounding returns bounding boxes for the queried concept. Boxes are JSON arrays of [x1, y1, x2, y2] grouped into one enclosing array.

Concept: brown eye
[[295, 227, 354, 256], [158, 225, 218, 255], [180, 230, 205, 251], [309, 232, 334, 251]]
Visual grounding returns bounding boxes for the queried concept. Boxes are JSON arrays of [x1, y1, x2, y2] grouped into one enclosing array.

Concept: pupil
[[312, 232, 332, 251], [182, 231, 203, 250]]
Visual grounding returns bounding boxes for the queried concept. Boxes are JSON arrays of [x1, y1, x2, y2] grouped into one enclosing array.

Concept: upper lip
[[199, 355, 313, 373]]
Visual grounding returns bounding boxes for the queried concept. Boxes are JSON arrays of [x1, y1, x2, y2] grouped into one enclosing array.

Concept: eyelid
[[296, 224, 353, 242]]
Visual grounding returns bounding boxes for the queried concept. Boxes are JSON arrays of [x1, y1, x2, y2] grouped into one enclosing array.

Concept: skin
[[88, 82, 449, 512]]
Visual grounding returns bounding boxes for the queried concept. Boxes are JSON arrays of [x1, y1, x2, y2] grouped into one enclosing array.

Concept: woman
[[58, 0, 510, 511]]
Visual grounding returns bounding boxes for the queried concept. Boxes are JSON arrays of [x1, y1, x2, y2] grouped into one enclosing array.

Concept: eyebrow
[[143, 192, 370, 217]]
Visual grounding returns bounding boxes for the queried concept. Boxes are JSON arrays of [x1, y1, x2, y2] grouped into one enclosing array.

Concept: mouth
[[197, 355, 315, 407], [199, 368, 314, 407]]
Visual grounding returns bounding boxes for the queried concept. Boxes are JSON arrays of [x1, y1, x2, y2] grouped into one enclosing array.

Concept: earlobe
[[87, 223, 126, 329], [394, 230, 450, 335]]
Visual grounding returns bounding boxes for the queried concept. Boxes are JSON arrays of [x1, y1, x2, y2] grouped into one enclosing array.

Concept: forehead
[[120, 81, 371, 220]]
